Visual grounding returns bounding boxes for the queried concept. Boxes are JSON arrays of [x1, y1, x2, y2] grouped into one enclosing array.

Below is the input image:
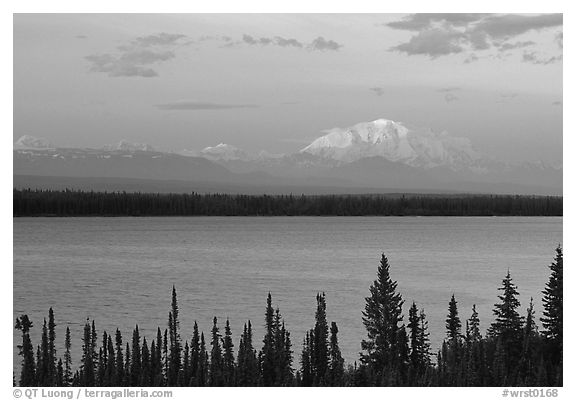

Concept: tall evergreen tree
[[80, 320, 95, 386], [114, 329, 124, 386], [47, 308, 57, 386], [168, 286, 182, 385], [15, 315, 36, 386], [328, 322, 344, 385], [222, 319, 235, 385], [488, 270, 524, 382], [361, 254, 404, 382], [541, 245, 562, 383], [312, 293, 329, 384], [63, 326, 72, 386], [261, 293, 276, 385], [130, 326, 142, 386], [209, 317, 224, 386], [189, 322, 200, 385], [466, 305, 482, 344], [445, 294, 462, 346]]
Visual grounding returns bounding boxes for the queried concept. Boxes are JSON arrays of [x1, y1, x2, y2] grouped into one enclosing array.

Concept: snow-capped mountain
[[14, 135, 53, 150], [200, 143, 252, 161], [300, 119, 482, 170]]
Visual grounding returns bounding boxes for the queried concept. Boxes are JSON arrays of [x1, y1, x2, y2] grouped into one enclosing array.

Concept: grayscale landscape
[[13, 13, 562, 388]]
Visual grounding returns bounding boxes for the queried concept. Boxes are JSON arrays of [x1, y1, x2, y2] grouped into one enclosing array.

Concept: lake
[[13, 216, 562, 370]]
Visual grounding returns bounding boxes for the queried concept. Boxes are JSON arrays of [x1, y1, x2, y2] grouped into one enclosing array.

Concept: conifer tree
[[197, 332, 208, 386], [190, 322, 200, 384], [328, 322, 344, 385], [124, 342, 131, 385], [261, 293, 276, 385], [80, 320, 95, 386], [114, 329, 124, 386], [466, 305, 482, 344], [312, 293, 329, 383], [141, 338, 151, 386], [105, 334, 115, 386], [153, 328, 163, 385], [39, 318, 49, 385], [15, 315, 36, 386], [445, 294, 462, 346], [237, 321, 258, 386], [361, 254, 404, 382], [488, 270, 524, 381], [541, 245, 562, 381], [130, 326, 142, 386], [209, 317, 224, 386], [168, 286, 182, 385], [222, 319, 235, 385], [64, 326, 72, 386], [300, 331, 313, 386], [48, 308, 57, 386]]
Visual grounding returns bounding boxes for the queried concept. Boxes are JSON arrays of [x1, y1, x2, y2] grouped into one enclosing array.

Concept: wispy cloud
[[85, 32, 188, 78], [498, 41, 535, 51], [522, 51, 562, 65], [155, 101, 259, 111], [370, 87, 386, 96], [552, 100, 562, 106], [387, 13, 562, 60], [309, 36, 343, 51], [444, 93, 459, 103]]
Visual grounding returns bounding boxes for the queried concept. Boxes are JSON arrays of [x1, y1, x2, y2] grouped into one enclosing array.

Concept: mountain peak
[[14, 135, 53, 150], [201, 143, 251, 161], [300, 118, 481, 169]]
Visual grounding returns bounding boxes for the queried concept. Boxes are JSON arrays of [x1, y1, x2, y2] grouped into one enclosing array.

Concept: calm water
[[13, 217, 561, 370]]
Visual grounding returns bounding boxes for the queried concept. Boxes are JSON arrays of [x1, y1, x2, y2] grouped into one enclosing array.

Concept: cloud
[[75, 35, 87, 39], [86, 32, 186, 78], [391, 28, 465, 57], [522, 51, 562, 65], [498, 41, 535, 51], [463, 53, 479, 63], [370, 87, 386, 96], [387, 13, 562, 60], [444, 93, 459, 103], [274, 36, 304, 48], [133, 33, 187, 47], [309, 36, 343, 51], [386, 14, 489, 31], [473, 14, 562, 39], [552, 101, 562, 106], [155, 101, 259, 110]]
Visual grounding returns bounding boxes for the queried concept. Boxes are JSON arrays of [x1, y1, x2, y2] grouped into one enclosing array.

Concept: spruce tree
[[222, 319, 235, 385], [209, 317, 224, 386], [445, 294, 462, 346], [130, 326, 142, 386], [48, 308, 57, 386], [114, 329, 124, 386], [466, 305, 482, 344], [488, 270, 524, 381], [328, 321, 344, 385], [361, 253, 404, 382], [15, 315, 36, 386], [190, 322, 200, 384], [39, 318, 49, 385], [64, 326, 72, 386], [261, 293, 276, 385], [312, 293, 329, 383], [541, 245, 562, 378], [81, 320, 95, 386], [141, 338, 151, 386], [300, 331, 312, 386], [168, 286, 182, 385]]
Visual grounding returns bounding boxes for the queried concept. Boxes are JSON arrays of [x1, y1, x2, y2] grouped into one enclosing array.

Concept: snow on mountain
[[104, 140, 155, 152], [200, 143, 252, 161], [14, 135, 53, 150], [300, 118, 482, 170]]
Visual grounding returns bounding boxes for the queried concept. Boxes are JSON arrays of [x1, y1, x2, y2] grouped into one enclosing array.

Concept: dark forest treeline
[[13, 189, 562, 216], [15, 247, 562, 387]]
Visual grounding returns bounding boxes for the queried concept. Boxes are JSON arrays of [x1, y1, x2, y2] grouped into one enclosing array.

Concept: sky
[[13, 13, 563, 163]]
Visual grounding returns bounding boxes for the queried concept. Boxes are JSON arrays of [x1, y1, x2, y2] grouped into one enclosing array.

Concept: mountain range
[[13, 119, 562, 195]]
